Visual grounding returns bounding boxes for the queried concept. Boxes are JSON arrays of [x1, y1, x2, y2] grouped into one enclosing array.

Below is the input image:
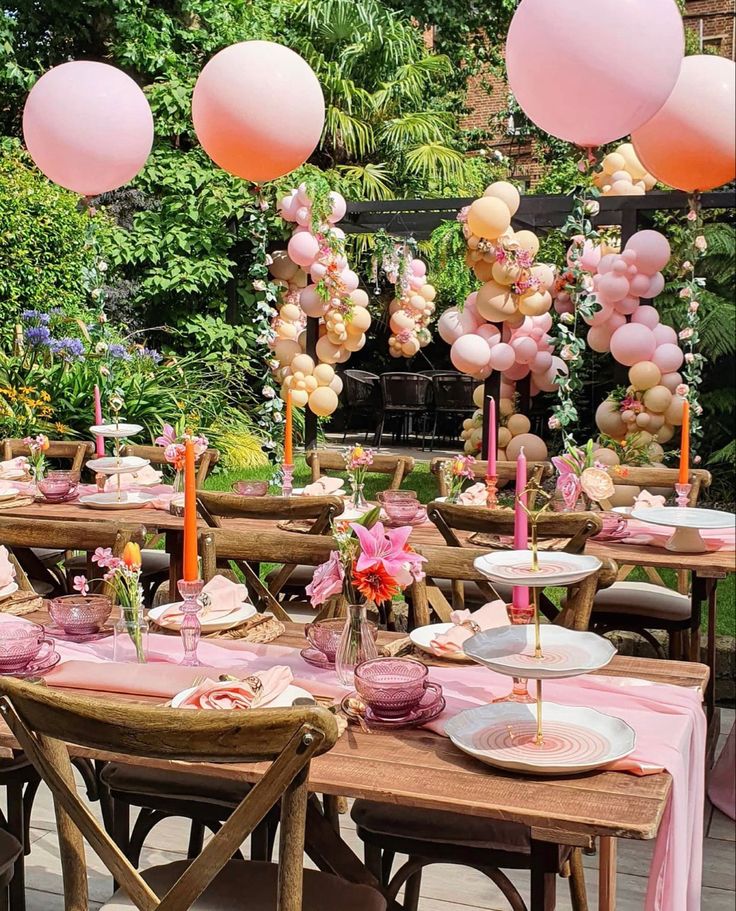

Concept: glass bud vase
[[169, 469, 184, 517], [350, 482, 368, 512], [335, 603, 379, 686], [113, 614, 149, 663]]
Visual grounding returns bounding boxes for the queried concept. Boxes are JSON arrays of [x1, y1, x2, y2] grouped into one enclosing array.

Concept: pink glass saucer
[[45, 625, 113, 643], [34, 492, 79, 504], [3, 648, 61, 679], [341, 684, 445, 731], [300, 646, 334, 669], [382, 508, 427, 528]]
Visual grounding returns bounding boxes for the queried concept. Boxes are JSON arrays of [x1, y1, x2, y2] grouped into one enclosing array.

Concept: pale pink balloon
[[476, 324, 501, 344], [411, 259, 427, 277], [533, 313, 553, 333], [299, 284, 328, 317], [625, 231, 671, 274], [529, 327, 545, 341], [621, 249, 637, 265], [192, 41, 325, 182], [610, 323, 657, 367], [611, 258, 629, 275], [327, 192, 346, 224], [529, 378, 541, 396], [488, 342, 516, 372], [579, 240, 602, 272], [585, 300, 614, 327], [438, 308, 479, 344], [296, 184, 311, 206], [408, 275, 424, 291], [531, 350, 553, 373], [341, 269, 359, 292], [608, 312, 627, 331], [629, 273, 651, 296], [645, 273, 666, 298], [587, 324, 614, 353], [597, 272, 630, 302], [652, 342, 684, 373], [554, 298, 575, 315], [597, 254, 618, 274], [464, 291, 479, 314], [22, 61, 153, 195], [309, 262, 327, 281], [653, 323, 678, 346], [613, 295, 640, 315], [287, 232, 319, 267], [451, 335, 492, 374], [295, 206, 312, 226], [512, 336, 539, 364], [279, 193, 299, 221], [631, 305, 660, 329], [505, 361, 531, 381], [506, 0, 683, 145], [661, 371, 683, 392]]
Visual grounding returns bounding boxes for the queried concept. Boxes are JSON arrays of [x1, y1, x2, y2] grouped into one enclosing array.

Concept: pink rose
[[689, 301, 699, 313], [685, 353, 695, 363], [694, 235, 707, 252], [679, 327, 694, 340], [675, 384, 689, 396], [306, 550, 345, 607], [679, 287, 692, 299], [687, 210, 697, 222], [558, 472, 582, 510]]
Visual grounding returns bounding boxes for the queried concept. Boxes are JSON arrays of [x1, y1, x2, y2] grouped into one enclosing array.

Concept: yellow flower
[[353, 445, 364, 459]]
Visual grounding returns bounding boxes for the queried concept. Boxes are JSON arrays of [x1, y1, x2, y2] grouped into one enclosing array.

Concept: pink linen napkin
[[430, 600, 510, 656], [0, 457, 28, 478], [708, 722, 735, 820], [104, 465, 164, 491], [302, 477, 344, 496], [457, 482, 487, 506], [0, 546, 17, 589], [622, 517, 735, 552], [173, 666, 293, 710], [158, 575, 249, 627]]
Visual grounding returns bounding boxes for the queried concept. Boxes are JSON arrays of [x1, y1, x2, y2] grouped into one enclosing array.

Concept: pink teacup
[[0, 622, 52, 671], [378, 490, 418, 505], [305, 618, 378, 661], [355, 657, 439, 719], [49, 594, 112, 635], [384, 500, 424, 524]]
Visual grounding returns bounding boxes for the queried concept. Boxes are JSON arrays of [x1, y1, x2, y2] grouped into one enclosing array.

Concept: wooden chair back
[[429, 457, 551, 497], [600, 466, 711, 508], [0, 517, 145, 600], [2, 438, 93, 473], [0, 677, 338, 911], [306, 449, 414, 490], [121, 444, 220, 486]]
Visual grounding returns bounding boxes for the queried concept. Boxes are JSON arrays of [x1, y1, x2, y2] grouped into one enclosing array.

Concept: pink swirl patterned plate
[[445, 702, 635, 775], [474, 550, 602, 587], [463, 626, 616, 679]]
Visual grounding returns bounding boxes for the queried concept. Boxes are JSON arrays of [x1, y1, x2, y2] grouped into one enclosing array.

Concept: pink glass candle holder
[[281, 463, 294, 498], [675, 482, 692, 508], [485, 476, 498, 508], [177, 578, 205, 666]]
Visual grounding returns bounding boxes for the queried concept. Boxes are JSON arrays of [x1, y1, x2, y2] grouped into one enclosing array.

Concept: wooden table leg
[[530, 839, 557, 910], [598, 836, 617, 911], [165, 531, 183, 594]]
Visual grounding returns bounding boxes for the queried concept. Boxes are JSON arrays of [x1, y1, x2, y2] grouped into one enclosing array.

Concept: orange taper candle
[[182, 439, 198, 580], [678, 399, 690, 485], [284, 389, 293, 465]]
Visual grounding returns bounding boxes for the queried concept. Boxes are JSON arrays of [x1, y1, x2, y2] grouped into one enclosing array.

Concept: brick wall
[[463, 0, 735, 185]]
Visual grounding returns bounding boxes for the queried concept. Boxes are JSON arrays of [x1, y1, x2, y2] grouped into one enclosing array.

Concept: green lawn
[[204, 459, 735, 638]]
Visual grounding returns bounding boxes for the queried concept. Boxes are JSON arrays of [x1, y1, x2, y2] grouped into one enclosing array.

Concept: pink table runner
[[44, 633, 705, 911], [10, 482, 174, 511]]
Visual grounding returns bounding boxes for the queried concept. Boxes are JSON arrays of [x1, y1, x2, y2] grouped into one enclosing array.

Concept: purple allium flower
[[108, 344, 132, 360], [24, 325, 52, 346], [50, 337, 85, 361], [139, 347, 162, 364], [21, 309, 51, 325]]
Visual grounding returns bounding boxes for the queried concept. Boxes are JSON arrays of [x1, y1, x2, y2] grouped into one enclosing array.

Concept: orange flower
[[122, 542, 142, 569], [39, 435, 50, 452], [353, 563, 399, 605]]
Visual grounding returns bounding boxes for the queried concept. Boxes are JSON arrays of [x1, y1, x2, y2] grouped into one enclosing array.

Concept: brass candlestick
[[517, 479, 553, 662], [535, 679, 544, 746], [109, 394, 124, 503]]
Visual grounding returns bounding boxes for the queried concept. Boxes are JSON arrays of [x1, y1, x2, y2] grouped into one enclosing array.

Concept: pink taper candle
[[486, 396, 497, 478], [512, 446, 530, 613], [93, 384, 104, 456]]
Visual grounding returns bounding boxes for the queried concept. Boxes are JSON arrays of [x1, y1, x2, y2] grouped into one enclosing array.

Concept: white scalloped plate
[[474, 550, 602, 587], [87, 456, 150, 475]]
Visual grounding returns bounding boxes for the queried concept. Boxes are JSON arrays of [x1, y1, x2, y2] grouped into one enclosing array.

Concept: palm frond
[[379, 111, 456, 148], [336, 163, 394, 200], [324, 106, 375, 158], [403, 142, 466, 180]]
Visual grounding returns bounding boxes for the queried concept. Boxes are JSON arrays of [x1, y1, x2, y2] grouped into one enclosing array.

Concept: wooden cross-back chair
[[121, 444, 220, 487], [2, 438, 93, 474], [0, 678, 385, 911], [195, 492, 344, 619], [429, 457, 552, 498], [590, 466, 712, 661], [425, 501, 605, 620], [306, 449, 414, 490]]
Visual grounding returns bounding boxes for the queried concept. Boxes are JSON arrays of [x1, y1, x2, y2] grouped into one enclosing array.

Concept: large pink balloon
[[488, 342, 516, 372], [451, 335, 491, 374], [631, 306, 660, 329], [23, 62, 153, 195], [192, 41, 325, 182], [506, 0, 684, 146], [610, 323, 657, 367], [625, 231, 671, 274], [632, 55, 736, 192], [287, 232, 319, 268], [653, 324, 678, 346], [652, 343, 684, 373]]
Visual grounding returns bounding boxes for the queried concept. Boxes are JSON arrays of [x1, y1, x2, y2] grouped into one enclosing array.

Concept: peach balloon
[[344, 333, 366, 353], [661, 371, 683, 392], [643, 385, 673, 414], [476, 281, 515, 320], [506, 433, 548, 462], [22, 61, 153, 195], [269, 250, 299, 281], [309, 386, 339, 417], [632, 55, 736, 192], [348, 306, 372, 334], [665, 394, 686, 425], [499, 397, 515, 417], [491, 260, 522, 286], [315, 335, 341, 364], [273, 338, 300, 365], [467, 196, 511, 240], [290, 388, 309, 408], [350, 289, 369, 308], [595, 400, 628, 438], [513, 230, 540, 258], [629, 361, 662, 391], [192, 41, 324, 182], [299, 285, 328, 317], [518, 290, 552, 317], [593, 448, 620, 467], [313, 363, 335, 386], [507, 413, 531, 436], [587, 325, 613, 353], [473, 260, 494, 282], [484, 181, 521, 216], [498, 427, 513, 448]]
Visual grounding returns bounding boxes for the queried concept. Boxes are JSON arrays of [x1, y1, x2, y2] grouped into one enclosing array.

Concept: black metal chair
[[427, 372, 476, 450], [374, 373, 432, 450], [341, 370, 381, 442]]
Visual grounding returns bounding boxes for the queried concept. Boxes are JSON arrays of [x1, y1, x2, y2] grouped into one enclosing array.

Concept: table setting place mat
[[0, 590, 44, 616], [150, 611, 285, 643]]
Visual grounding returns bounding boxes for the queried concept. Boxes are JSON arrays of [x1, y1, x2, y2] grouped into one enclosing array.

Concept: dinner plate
[[445, 702, 636, 775], [463, 625, 616, 679], [474, 550, 602, 587], [0, 582, 19, 600], [89, 423, 143, 438], [86, 456, 150, 475], [0, 488, 19, 502], [0, 470, 26, 482], [171, 683, 312, 710], [79, 491, 155, 510], [149, 601, 256, 632], [409, 623, 471, 662]]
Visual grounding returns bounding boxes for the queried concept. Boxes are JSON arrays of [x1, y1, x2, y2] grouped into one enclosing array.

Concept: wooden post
[[481, 370, 501, 460], [517, 374, 532, 415], [304, 317, 319, 452]]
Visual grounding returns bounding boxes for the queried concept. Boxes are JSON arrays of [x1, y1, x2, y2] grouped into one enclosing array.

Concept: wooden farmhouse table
[[0, 612, 711, 911]]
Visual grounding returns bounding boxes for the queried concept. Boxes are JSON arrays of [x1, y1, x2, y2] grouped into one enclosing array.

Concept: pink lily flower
[[350, 521, 426, 588]]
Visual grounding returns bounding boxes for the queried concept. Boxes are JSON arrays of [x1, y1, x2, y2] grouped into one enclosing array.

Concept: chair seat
[[100, 763, 250, 813], [66, 549, 169, 579], [352, 800, 532, 853], [591, 581, 691, 621], [31, 548, 65, 566], [102, 860, 386, 910], [0, 827, 22, 880]]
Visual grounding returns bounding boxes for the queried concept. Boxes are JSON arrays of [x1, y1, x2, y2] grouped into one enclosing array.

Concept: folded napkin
[[158, 574, 249, 628], [430, 600, 510, 656], [0, 457, 28, 478], [173, 666, 293, 710], [302, 477, 344, 496], [633, 489, 667, 509], [104, 465, 164, 491], [0, 547, 17, 589], [457, 482, 487, 506]]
